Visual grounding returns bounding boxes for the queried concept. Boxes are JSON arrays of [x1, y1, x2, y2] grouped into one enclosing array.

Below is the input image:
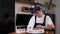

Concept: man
[[27, 5, 55, 34]]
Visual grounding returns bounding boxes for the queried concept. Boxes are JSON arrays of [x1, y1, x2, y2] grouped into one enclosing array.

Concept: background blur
[[0, 0, 60, 34]]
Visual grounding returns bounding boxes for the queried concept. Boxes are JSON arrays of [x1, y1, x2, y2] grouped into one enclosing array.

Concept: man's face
[[35, 10, 42, 17]]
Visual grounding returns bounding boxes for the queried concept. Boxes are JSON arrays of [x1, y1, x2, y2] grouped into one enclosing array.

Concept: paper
[[27, 29, 45, 33]]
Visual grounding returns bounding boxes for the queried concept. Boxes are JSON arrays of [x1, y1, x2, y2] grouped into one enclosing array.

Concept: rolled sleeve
[[27, 15, 35, 29], [46, 16, 53, 26]]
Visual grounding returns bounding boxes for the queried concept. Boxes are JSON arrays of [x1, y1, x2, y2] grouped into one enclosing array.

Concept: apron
[[34, 15, 46, 28], [33, 15, 46, 34], [28, 15, 46, 34]]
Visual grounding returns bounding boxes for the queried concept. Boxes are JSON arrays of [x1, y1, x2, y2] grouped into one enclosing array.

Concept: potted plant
[[40, 0, 56, 13]]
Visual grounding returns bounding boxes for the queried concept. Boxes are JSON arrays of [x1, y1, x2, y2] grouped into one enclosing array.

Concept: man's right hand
[[35, 25, 45, 29]]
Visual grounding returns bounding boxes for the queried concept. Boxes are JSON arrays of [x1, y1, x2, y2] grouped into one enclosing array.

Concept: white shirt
[[27, 14, 53, 33]]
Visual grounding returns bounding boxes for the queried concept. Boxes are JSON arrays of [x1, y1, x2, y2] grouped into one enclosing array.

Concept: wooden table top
[[8, 31, 54, 34]]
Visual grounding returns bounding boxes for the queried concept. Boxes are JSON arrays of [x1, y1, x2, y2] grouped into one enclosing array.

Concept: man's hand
[[36, 25, 45, 29]]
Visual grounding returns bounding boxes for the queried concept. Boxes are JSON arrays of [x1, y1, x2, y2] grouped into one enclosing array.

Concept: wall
[[55, 0, 60, 34], [15, 2, 34, 15]]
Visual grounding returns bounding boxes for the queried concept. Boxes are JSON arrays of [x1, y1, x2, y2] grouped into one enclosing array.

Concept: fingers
[[36, 25, 44, 29]]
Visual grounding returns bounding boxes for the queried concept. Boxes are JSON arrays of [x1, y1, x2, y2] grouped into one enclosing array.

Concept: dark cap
[[32, 6, 41, 13]]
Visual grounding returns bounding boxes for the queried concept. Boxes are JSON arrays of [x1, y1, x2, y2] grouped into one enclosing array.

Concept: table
[[8, 31, 54, 34]]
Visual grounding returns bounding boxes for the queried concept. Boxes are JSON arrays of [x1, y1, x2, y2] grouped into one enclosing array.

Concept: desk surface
[[8, 31, 54, 34]]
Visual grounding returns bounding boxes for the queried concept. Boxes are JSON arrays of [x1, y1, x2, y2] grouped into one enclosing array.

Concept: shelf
[[15, 0, 38, 5]]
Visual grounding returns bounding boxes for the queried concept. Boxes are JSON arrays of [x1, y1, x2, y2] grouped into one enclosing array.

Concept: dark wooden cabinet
[[15, 0, 38, 5]]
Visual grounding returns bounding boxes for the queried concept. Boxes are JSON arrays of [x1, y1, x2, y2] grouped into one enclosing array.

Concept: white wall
[[15, 2, 34, 15]]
